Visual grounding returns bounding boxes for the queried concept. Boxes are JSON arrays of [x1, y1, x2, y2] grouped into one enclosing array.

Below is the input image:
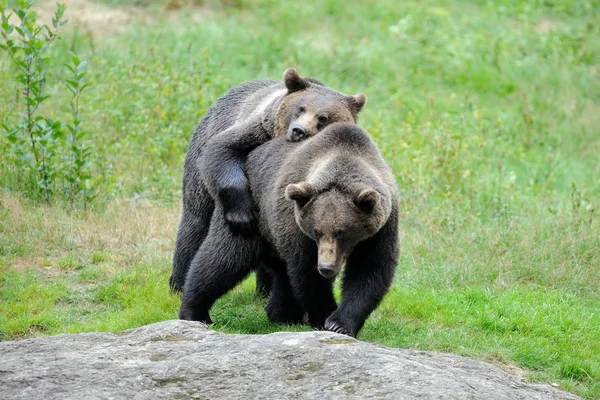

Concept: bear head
[[285, 181, 390, 279], [276, 68, 367, 142]]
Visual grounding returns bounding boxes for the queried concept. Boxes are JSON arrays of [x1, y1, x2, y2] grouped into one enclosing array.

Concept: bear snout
[[289, 124, 307, 142], [318, 263, 337, 279], [317, 237, 345, 279]]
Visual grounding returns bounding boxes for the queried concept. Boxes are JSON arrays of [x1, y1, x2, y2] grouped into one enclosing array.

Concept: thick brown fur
[[170, 69, 366, 294], [179, 123, 400, 338]]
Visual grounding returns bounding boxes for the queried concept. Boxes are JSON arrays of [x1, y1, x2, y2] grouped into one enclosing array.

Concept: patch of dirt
[[534, 20, 559, 34], [26, 0, 210, 37], [488, 355, 527, 378], [10, 324, 49, 340], [9, 0, 135, 37], [4, 256, 53, 272], [1, 194, 178, 274], [0, 195, 24, 222], [4, 255, 88, 279]]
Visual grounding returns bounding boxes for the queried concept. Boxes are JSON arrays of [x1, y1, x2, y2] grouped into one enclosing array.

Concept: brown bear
[[179, 122, 400, 337], [170, 69, 367, 294]]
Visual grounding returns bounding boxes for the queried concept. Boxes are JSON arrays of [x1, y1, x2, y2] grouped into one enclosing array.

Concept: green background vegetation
[[1, 0, 599, 398]]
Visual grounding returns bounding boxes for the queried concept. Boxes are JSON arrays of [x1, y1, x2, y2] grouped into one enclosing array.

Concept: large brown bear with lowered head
[[179, 122, 399, 337], [170, 69, 367, 294]]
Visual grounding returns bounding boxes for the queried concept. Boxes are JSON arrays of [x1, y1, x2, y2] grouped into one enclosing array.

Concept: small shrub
[[0, 0, 99, 207]]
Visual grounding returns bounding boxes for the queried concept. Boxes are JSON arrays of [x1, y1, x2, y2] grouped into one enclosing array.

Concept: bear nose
[[318, 264, 336, 279], [290, 125, 307, 142]]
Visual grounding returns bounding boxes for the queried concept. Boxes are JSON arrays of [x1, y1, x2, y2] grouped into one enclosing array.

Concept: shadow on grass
[[209, 288, 312, 335]]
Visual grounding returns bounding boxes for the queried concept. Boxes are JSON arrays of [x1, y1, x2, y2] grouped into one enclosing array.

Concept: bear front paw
[[178, 307, 213, 324], [219, 185, 258, 234], [325, 316, 355, 337], [224, 207, 258, 234]]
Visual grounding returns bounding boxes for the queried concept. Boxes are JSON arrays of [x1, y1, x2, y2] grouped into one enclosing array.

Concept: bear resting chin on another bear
[[169, 68, 399, 336], [170, 68, 367, 295]]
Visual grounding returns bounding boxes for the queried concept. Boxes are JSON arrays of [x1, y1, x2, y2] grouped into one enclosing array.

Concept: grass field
[[1, 0, 599, 398]]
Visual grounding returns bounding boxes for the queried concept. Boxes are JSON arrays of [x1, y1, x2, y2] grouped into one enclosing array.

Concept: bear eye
[[299, 106, 306, 113], [318, 115, 329, 125], [334, 229, 344, 239]]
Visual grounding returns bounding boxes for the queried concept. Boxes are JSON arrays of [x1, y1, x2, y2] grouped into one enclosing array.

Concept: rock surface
[[0, 320, 580, 400]]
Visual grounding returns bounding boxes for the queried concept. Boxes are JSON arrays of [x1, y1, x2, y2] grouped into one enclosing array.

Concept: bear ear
[[285, 182, 315, 208], [355, 188, 379, 213], [283, 68, 311, 93], [348, 93, 368, 118]]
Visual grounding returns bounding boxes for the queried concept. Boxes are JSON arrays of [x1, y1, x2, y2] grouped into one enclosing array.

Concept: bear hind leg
[[287, 255, 337, 329], [264, 259, 304, 325], [254, 261, 273, 298], [179, 210, 261, 323], [170, 193, 215, 293]]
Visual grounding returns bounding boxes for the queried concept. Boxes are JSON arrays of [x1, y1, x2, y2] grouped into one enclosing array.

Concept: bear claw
[[325, 318, 354, 337]]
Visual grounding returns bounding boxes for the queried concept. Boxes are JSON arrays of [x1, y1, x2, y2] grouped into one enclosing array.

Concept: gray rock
[[0, 320, 580, 400]]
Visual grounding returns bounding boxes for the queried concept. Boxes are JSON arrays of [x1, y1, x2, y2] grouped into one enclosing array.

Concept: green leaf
[[76, 61, 87, 73], [25, 97, 36, 107], [22, 25, 32, 40], [51, 129, 63, 140], [1, 20, 13, 33], [56, 3, 66, 19], [70, 52, 80, 65]]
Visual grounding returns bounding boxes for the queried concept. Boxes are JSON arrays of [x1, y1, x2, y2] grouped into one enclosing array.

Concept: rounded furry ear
[[355, 188, 379, 213], [283, 68, 311, 93], [348, 93, 367, 118], [285, 182, 314, 207]]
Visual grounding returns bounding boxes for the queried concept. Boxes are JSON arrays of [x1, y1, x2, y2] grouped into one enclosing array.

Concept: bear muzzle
[[317, 263, 337, 279], [287, 112, 318, 142], [317, 237, 346, 279], [289, 123, 307, 142]]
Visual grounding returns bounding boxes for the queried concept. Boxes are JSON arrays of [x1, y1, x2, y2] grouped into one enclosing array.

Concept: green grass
[[1, 0, 599, 398]]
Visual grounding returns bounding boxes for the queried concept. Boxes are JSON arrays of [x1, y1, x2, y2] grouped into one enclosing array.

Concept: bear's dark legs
[[178, 209, 261, 323], [254, 261, 273, 297], [286, 251, 337, 329], [325, 213, 399, 337], [170, 198, 214, 293], [325, 261, 390, 337], [264, 259, 304, 324]]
